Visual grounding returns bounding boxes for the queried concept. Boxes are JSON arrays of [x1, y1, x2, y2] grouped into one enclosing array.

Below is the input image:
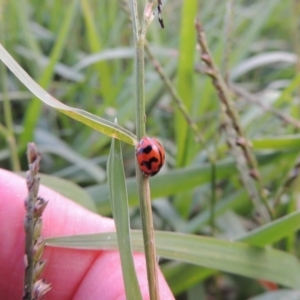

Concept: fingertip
[[0, 169, 115, 299], [74, 251, 174, 300], [0, 169, 175, 300]]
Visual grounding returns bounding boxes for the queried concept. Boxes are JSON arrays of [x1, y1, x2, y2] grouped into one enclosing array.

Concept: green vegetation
[[1, 0, 300, 299]]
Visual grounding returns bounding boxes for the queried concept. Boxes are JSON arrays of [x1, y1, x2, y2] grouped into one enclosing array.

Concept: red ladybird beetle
[[136, 136, 165, 176]]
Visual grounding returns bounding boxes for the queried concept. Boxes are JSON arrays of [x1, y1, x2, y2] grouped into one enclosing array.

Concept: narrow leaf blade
[[0, 44, 136, 146], [107, 137, 142, 300], [47, 231, 300, 289]]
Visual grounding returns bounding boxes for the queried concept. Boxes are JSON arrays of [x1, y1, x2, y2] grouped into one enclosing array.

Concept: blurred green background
[[1, 0, 300, 299]]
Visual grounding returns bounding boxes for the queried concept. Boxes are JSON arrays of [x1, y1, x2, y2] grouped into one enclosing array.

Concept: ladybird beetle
[[136, 136, 165, 176]]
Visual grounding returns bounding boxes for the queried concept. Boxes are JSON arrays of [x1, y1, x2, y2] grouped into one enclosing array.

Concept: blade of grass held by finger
[[47, 228, 300, 289], [107, 137, 142, 300]]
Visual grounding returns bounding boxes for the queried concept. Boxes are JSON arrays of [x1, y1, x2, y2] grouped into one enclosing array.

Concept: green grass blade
[[235, 210, 300, 246], [47, 230, 300, 288], [12, 0, 42, 75], [165, 209, 300, 294], [71, 47, 177, 71], [0, 44, 137, 146], [19, 0, 79, 150], [154, 232, 300, 289], [107, 136, 142, 300], [80, 0, 113, 104], [252, 135, 300, 150], [175, 0, 198, 166]]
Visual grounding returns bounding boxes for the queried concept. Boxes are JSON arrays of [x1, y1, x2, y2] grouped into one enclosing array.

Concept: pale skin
[[0, 169, 175, 300]]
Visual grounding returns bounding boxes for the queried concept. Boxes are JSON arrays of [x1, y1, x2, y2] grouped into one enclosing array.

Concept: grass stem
[[24, 143, 41, 299], [195, 18, 273, 221], [130, 1, 160, 299]]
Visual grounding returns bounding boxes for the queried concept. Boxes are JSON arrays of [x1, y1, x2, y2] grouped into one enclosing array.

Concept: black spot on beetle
[[141, 145, 153, 154], [141, 157, 159, 170]]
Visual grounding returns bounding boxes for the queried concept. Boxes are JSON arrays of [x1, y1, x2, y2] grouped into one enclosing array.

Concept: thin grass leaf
[[12, 0, 42, 75], [19, 0, 79, 149], [72, 47, 135, 71], [80, 0, 114, 104], [166, 208, 300, 294], [175, 0, 198, 167], [231, 51, 297, 80], [0, 44, 137, 146], [107, 136, 142, 300], [72, 47, 177, 71], [252, 135, 300, 150], [47, 230, 300, 289], [234, 210, 300, 247]]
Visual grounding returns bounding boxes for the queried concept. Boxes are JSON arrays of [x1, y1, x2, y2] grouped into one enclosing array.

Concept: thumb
[[0, 168, 174, 300]]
